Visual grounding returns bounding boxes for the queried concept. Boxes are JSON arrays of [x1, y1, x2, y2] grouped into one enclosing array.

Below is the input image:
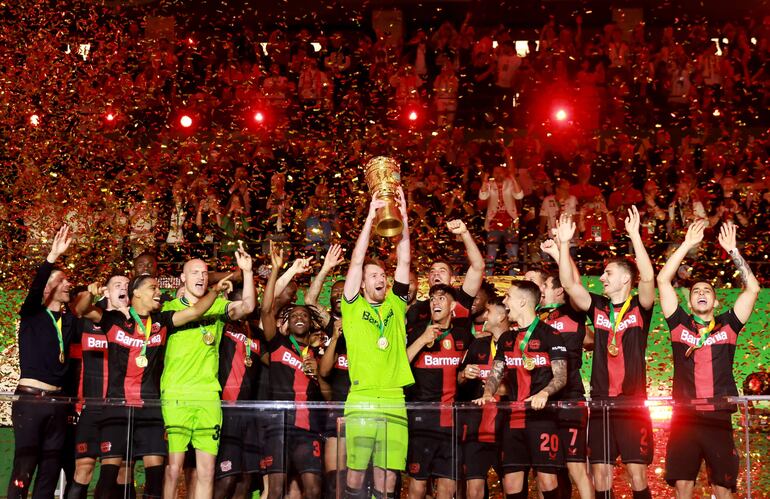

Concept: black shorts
[[558, 406, 588, 463], [216, 413, 262, 479], [461, 440, 500, 480], [407, 430, 459, 480], [501, 414, 563, 474], [74, 405, 103, 459], [261, 426, 323, 476], [665, 410, 738, 492], [322, 408, 345, 439], [588, 405, 653, 465], [99, 406, 167, 460]]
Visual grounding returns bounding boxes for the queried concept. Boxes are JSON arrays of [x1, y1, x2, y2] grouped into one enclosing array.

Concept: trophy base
[[375, 204, 403, 237]]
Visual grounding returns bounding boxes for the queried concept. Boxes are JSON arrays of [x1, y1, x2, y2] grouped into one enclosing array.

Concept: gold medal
[[522, 356, 535, 371], [608, 343, 619, 357], [59, 352, 65, 364], [244, 356, 253, 367], [203, 332, 215, 345], [377, 337, 389, 350], [136, 355, 148, 368]]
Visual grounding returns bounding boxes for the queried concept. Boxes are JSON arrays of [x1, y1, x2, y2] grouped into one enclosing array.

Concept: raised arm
[[719, 222, 760, 323], [173, 275, 233, 327], [447, 219, 484, 297], [657, 221, 704, 318], [556, 214, 591, 311], [625, 205, 656, 309], [540, 237, 580, 284], [226, 242, 256, 320], [394, 187, 411, 285], [274, 257, 312, 300], [319, 319, 342, 378], [261, 243, 285, 342], [344, 195, 385, 301], [305, 244, 343, 306], [22, 225, 72, 316]]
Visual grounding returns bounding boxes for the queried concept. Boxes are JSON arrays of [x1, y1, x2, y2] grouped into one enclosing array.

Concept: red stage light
[[555, 108, 568, 121], [408, 111, 418, 121], [180, 115, 193, 128], [30, 114, 40, 126], [254, 111, 265, 123], [106, 113, 115, 121]]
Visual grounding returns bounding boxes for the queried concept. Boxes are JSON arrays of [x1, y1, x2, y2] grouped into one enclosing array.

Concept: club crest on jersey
[[442, 339, 452, 350], [151, 322, 160, 333]]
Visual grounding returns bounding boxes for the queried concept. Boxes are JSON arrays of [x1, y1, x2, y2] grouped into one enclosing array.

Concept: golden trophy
[[364, 156, 404, 237]]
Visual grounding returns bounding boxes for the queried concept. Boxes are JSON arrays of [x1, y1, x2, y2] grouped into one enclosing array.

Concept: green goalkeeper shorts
[[344, 388, 408, 471]]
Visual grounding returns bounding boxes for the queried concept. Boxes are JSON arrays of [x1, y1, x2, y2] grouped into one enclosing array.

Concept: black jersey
[[539, 303, 587, 399], [407, 317, 474, 429], [587, 293, 653, 399], [77, 317, 109, 401], [18, 261, 78, 387], [458, 334, 503, 443], [97, 309, 175, 406], [667, 305, 744, 413], [219, 321, 265, 401], [323, 318, 351, 402], [267, 334, 324, 432]]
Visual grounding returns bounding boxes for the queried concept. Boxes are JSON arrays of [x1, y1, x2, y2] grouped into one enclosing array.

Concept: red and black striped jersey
[[457, 335, 502, 443], [666, 305, 743, 413], [539, 303, 587, 399], [77, 317, 109, 402], [267, 334, 324, 432], [407, 317, 474, 429], [587, 293, 653, 399], [218, 321, 265, 401], [495, 321, 568, 403], [97, 309, 175, 406]]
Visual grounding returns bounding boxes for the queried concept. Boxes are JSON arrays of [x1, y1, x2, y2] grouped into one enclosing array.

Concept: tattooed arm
[[719, 222, 760, 323], [473, 360, 506, 406], [525, 359, 567, 410]]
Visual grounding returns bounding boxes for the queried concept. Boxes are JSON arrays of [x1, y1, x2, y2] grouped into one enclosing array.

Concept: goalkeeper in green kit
[[341, 188, 414, 499], [160, 242, 256, 499]]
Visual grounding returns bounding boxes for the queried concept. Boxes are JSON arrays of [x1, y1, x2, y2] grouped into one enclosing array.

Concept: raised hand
[[321, 244, 344, 271], [540, 238, 559, 261], [446, 219, 468, 235], [367, 192, 388, 220], [290, 257, 314, 275], [214, 273, 234, 294], [47, 224, 72, 262], [683, 220, 706, 248], [234, 241, 254, 272], [718, 221, 738, 253], [269, 241, 285, 270], [556, 214, 576, 244], [624, 205, 641, 236], [395, 186, 408, 219]]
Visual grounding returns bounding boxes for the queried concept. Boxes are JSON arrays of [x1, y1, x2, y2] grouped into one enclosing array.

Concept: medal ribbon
[[518, 316, 540, 362], [607, 296, 633, 349], [490, 337, 497, 361], [427, 319, 451, 344], [289, 335, 309, 358], [45, 309, 64, 361], [692, 316, 716, 350], [129, 307, 153, 359]]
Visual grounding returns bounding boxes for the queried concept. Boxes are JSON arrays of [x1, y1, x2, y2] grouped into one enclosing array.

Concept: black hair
[[128, 274, 154, 299], [486, 295, 507, 309], [279, 303, 326, 333], [508, 280, 542, 307], [478, 279, 498, 299], [428, 283, 457, 300]]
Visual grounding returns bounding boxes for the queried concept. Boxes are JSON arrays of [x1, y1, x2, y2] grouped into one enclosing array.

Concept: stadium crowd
[[3, 1, 770, 498]]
